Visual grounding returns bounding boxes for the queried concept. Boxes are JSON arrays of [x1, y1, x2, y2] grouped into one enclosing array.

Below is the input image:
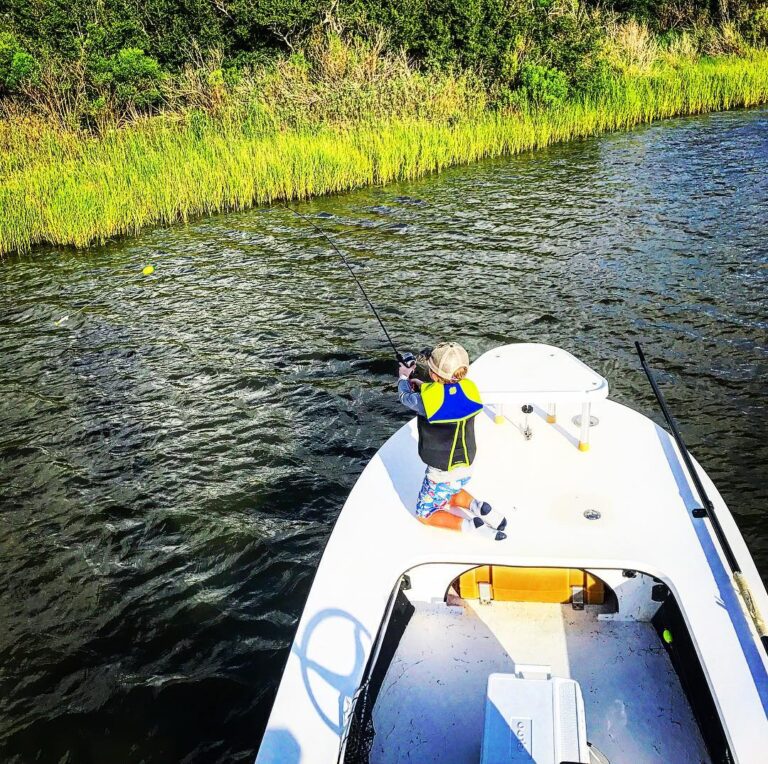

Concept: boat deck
[[370, 601, 710, 764], [256, 345, 768, 764]]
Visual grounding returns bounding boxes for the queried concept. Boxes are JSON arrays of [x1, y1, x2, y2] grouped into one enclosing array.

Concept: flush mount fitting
[[521, 404, 534, 441], [583, 509, 601, 520], [572, 415, 599, 427]]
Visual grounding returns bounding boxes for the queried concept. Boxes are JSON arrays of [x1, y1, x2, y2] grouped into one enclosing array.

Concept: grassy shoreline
[[1, 53, 767, 257]]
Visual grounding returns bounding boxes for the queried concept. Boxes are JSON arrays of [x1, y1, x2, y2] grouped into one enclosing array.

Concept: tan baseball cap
[[427, 342, 470, 381]]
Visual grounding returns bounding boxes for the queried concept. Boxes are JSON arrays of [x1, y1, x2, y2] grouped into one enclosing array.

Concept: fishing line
[[282, 204, 414, 366]]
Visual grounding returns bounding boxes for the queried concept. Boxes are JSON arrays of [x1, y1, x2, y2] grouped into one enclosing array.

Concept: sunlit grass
[[1, 53, 767, 256]]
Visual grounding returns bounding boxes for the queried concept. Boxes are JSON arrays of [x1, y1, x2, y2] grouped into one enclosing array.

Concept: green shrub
[[490, 83, 526, 111], [743, 6, 768, 45], [92, 48, 165, 113], [7, 51, 38, 89], [518, 63, 569, 106], [0, 33, 38, 92]]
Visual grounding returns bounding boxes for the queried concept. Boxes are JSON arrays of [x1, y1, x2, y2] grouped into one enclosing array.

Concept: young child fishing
[[398, 342, 507, 541]]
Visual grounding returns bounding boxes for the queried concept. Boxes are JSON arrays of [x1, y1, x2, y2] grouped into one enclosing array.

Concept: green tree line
[[1, 0, 766, 122]]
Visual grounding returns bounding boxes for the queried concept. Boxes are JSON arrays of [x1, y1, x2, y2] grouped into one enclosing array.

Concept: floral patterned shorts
[[415, 471, 472, 519]]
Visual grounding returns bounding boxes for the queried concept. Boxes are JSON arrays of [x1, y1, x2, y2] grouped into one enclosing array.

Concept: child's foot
[[470, 499, 507, 532], [471, 516, 506, 541]]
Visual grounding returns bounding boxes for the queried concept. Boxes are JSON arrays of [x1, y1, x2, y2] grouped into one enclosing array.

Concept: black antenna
[[283, 205, 411, 365]]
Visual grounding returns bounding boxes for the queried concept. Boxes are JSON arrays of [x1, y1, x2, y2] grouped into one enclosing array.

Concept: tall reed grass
[[1, 53, 767, 256]]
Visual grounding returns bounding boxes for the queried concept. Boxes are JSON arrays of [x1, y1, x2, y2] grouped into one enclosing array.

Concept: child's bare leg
[[420, 509, 505, 540], [450, 489, 474, 510], [415, 475, 506, 539], [419, 510, 465, 531]]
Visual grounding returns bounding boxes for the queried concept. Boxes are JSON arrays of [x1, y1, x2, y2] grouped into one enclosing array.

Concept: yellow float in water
[[142, 265, 155, 275]]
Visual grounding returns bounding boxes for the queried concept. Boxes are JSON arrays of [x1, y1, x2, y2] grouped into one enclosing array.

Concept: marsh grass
[[1, 53, 767, 256]]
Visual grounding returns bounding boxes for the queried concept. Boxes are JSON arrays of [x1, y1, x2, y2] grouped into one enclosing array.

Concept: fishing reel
[[398, 347, 433, 371], [398, 349, 434, 390]]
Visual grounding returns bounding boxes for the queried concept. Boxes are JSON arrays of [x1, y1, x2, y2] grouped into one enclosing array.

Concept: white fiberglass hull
[[257, 344, 768, 764]]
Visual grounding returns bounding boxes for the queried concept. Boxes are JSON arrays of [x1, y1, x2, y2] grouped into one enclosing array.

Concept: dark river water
[[1, 107, 767, 763]]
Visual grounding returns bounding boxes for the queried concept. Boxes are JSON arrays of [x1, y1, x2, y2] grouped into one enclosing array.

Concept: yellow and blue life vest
[[417, 379, 483, 471]]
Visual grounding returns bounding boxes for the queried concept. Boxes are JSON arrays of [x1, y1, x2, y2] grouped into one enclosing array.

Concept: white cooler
[[480, 669, 589, 764]]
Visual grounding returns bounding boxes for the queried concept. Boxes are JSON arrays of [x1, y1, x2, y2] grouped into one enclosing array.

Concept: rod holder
[[578, 402, 591, 451], [546, 403, 556, 424]]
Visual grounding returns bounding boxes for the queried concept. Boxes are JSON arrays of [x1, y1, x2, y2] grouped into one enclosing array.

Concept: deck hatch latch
[[478, 581, 493, 605]]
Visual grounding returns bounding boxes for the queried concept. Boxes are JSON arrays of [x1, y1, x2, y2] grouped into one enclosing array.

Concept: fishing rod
[[635, 341, 768, 654], [283, 205, 415, 368]]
